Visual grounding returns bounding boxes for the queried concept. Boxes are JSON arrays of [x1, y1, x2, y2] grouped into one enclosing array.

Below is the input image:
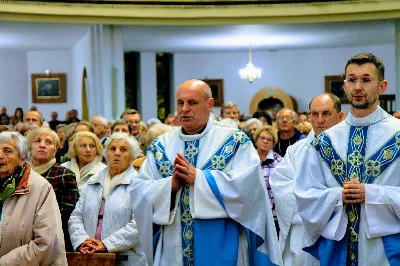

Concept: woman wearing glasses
[[255, 125, 281, 234]]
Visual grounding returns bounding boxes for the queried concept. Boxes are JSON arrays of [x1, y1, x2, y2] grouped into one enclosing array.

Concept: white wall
[[27, 50, 72, 121], [174, 44, 395, 115], [0, 51, 28, 114], [71, 29, 91, 120]]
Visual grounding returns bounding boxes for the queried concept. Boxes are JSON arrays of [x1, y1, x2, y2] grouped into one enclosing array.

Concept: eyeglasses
[[277, 116, 294, 121], [345, 78, 381, 88], [258, 136, 274, 142]]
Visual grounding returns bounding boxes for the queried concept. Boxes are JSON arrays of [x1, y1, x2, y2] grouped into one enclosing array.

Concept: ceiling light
[[239, 45, 261, 83]]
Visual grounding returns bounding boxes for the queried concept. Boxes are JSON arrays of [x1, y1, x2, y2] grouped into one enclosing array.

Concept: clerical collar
[[346, 105, 389, 127], [179, 116, 214, 142], [182, 124, 207, 135]]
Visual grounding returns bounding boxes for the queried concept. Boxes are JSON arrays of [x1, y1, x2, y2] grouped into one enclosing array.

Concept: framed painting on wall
[[203, 79, 224, 107], [31, 73, 67, 103], [324, 75, 348, 104]]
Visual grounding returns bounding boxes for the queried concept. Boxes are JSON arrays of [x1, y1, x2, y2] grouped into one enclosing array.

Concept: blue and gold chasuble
[[148, 130, 276, 266], [308, 123, 400, 266]]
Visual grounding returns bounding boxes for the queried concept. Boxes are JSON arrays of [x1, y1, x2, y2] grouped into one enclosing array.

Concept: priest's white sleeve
[[191, 140, 265, 221], [138, 153, 179, 225], [363, 184, 400, 238], [294, 144, 347, 246], [270, 144, 298, 251]]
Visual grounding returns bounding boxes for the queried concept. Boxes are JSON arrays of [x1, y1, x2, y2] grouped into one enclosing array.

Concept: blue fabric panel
[[203, 170, 226, 209], [304, 235, 347, 266], [247, 230, 276, 266], [194, 219, 239, 266], [382, 233, 400, 266]]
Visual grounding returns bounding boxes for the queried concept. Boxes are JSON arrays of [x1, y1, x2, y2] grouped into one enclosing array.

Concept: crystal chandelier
[[239, 45, 261, 83]]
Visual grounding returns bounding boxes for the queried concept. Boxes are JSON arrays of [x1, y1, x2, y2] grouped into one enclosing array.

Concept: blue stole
[[148, 130, 276, 266], [309, 126, 400, 266]]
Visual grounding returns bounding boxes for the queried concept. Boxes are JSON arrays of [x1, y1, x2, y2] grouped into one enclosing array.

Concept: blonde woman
[[62, 131, 107, 194], [254, 126, 281, 234]]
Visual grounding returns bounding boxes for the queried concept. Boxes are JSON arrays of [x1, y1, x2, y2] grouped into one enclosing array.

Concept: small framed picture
[[324, 75, 348, 104], [31, 73, 67, 103], [203, 79, 224, 107]]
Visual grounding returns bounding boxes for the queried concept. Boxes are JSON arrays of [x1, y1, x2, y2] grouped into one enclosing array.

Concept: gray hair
[[145, 124, 171, 147], [91, 116, 108, 126], [0, 132, 30, 159], [104, 133, 140, 160], [276, 108, 298, 121], [244, 118, 263, 130]]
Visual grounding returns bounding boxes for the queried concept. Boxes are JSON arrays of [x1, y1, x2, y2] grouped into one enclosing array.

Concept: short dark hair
[[345, 53, 385, 80], [252, 110, 272, 125], [309, 93, 341, 113], [120, 109, 140, 119], [111, 119, 132, 133]]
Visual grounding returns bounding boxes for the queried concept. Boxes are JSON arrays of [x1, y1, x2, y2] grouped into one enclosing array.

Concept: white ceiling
[[0, 21, 89, 50], [0, 19, 394, 52], [123, 20, 395, 52]]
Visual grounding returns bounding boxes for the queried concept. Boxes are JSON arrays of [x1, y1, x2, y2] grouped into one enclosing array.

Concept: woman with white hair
[[244, 118, 263, 139], [62, 131, 107, 194], [27, 127, 79, 252], [69, 133, 146, 265], [0, 132, 67, 265]]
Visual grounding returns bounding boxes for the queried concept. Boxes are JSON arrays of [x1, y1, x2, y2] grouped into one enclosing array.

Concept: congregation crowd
[[0, 53, 399, 266]]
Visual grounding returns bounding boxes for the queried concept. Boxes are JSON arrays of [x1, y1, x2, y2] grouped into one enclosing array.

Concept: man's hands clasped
[[342, 178, 365, 204], [172, 153, 197, 191]]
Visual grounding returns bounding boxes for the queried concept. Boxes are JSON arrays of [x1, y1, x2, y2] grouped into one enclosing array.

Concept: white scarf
[[70, 156, 102, 184], [103, 168, 127, 199], [30, 158, 56, 175]]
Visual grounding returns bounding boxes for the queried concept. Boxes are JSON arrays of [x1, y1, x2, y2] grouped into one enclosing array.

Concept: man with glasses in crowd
[[295, 53, 400, 265], [274, 108, 306, 157]]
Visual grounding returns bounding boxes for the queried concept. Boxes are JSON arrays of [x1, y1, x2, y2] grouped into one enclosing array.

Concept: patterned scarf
[[0, 164, 26, 220]]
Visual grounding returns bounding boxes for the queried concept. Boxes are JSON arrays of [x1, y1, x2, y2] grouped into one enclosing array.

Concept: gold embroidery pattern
[[331, 159, 344, 176], [211, 155, 226, 170], [323, 147, 332, 158], [348, 150, 364, 167], [353, 134, 362, 145], [383, 149, 393, 160], [159, 161, 172, 176], [396, 135, 400, 149], [180, 184, 194, 266], [184, 143, 199, 161], [365, 160, 381, 177], [233, 131, 247, 144]]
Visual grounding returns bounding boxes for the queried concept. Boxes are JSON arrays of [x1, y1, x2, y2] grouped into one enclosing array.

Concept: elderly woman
[[0, 132, 67, 265], [69, 133, 145, 265], [27, 127, 79, 252], [254, 126, 282, 234], [62, 131, 107, 194], [132, 124, 171, 171]]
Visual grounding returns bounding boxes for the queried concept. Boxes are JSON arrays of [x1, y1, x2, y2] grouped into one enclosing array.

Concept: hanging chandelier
[[239, 45, 261, 83]]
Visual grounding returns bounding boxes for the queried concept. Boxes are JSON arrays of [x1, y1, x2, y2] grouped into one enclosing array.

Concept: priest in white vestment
[[270, 93, 344, 266], [131, 79, 282, 266], [295, 53, 400, 266]]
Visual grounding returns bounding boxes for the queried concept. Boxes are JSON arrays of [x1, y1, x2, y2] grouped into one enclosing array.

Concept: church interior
[[0, 1, 398, 122]]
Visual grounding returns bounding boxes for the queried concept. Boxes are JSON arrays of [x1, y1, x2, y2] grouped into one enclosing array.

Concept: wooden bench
[[66, 252, 128, 266]]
